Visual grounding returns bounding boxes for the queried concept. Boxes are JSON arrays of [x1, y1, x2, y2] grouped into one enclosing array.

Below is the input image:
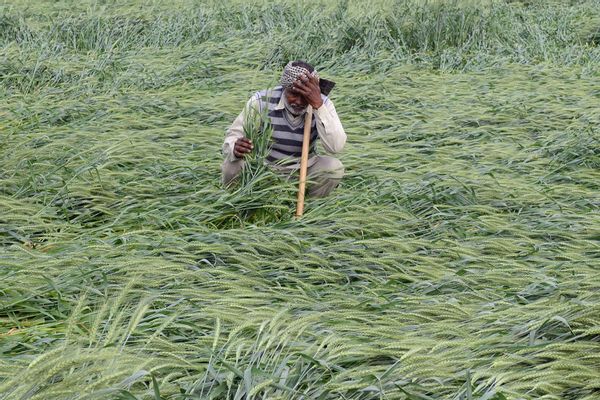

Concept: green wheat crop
[[1, 0, 599, 399]]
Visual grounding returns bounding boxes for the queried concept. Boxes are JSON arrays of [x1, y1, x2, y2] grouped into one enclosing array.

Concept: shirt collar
[[275, 92, 286, 110]]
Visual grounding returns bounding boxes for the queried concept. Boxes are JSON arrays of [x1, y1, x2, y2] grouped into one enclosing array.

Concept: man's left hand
[[292, 74, 323, 109]]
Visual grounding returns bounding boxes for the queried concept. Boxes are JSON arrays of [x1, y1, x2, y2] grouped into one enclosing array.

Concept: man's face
[[284, 89, 308, 115]]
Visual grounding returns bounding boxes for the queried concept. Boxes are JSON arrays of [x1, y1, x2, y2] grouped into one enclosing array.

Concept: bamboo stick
[[295, 106, 313, 218]]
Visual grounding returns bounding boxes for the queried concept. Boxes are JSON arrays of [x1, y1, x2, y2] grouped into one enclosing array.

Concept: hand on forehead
[[281, 62, 319, 89], [290, 73, 316, 92]]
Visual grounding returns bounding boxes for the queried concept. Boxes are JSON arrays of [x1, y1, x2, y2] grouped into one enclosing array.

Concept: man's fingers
[[293, 88, 309, 97], [237, 138, 253, 147], [294, 80, 308, 90], [234, 138, 254, 158], [236, 143, 253, 152], [302, 73, 319, 87], [234, 146, 252, 158], [293, 82, 311, 95], [301, 73, 318, 83], [294, 76, 318, 94]]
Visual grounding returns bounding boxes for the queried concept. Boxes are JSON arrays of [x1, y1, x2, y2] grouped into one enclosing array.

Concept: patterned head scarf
[[280, 61, 319, 90]]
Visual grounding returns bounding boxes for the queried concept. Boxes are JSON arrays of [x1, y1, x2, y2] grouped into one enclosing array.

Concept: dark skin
[[234, 73, 322, 158]]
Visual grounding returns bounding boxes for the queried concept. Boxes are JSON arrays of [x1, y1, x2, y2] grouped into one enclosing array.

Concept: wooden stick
[[295, 106, 313, 218]]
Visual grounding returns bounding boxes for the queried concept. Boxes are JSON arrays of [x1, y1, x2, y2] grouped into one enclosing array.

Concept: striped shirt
[[256, 86, 319, 165], [223, 87, 346, 169]]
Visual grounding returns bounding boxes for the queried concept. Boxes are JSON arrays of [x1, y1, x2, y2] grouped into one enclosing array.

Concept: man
[[221, 61, 346, 198]]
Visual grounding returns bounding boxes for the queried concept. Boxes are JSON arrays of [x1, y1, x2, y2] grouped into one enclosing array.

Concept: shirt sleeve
[[314, 97, 346, 154], [223, 95, 261, 162]]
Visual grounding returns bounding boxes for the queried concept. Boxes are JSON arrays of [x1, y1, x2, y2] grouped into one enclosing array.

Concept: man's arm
[[292, 74, 346, 154], [223, 96, 261, 162], [314, 97, 346, 154]]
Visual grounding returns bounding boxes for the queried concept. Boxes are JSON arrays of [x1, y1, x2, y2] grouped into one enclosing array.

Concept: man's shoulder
[[253, 86, 283, 100], [249, 86, 284, 109]]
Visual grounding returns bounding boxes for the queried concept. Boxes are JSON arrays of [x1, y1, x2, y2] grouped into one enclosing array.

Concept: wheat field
[[1, 0, 600, 399]]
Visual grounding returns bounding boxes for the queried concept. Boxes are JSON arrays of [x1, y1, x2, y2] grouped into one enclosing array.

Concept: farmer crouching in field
[[221, 61, 346, 197]]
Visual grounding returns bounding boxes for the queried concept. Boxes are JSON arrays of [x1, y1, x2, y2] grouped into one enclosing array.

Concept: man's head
[[280, 60, 317, 89], [280, 60, 318, 116]]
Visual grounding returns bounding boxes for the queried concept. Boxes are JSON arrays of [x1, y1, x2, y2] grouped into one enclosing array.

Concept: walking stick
[[295, 105, 313, 218]]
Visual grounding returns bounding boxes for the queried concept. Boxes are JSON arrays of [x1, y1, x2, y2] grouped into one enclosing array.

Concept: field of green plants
[[1, 0, 599, 399]]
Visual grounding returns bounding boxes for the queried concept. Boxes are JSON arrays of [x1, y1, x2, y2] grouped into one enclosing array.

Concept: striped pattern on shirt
[[255, 86, 319, 166]]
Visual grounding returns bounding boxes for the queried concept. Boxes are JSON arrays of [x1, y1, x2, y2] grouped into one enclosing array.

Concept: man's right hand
[[234, 137, 253, 158]]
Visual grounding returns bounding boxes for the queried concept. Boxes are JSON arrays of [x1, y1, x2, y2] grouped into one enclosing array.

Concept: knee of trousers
[[221, 159, 244, 185], [313, 157, 344, 180]]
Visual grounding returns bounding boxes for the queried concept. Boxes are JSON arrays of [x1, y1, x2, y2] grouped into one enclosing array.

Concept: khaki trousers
[[221, 156, 344, 198]]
